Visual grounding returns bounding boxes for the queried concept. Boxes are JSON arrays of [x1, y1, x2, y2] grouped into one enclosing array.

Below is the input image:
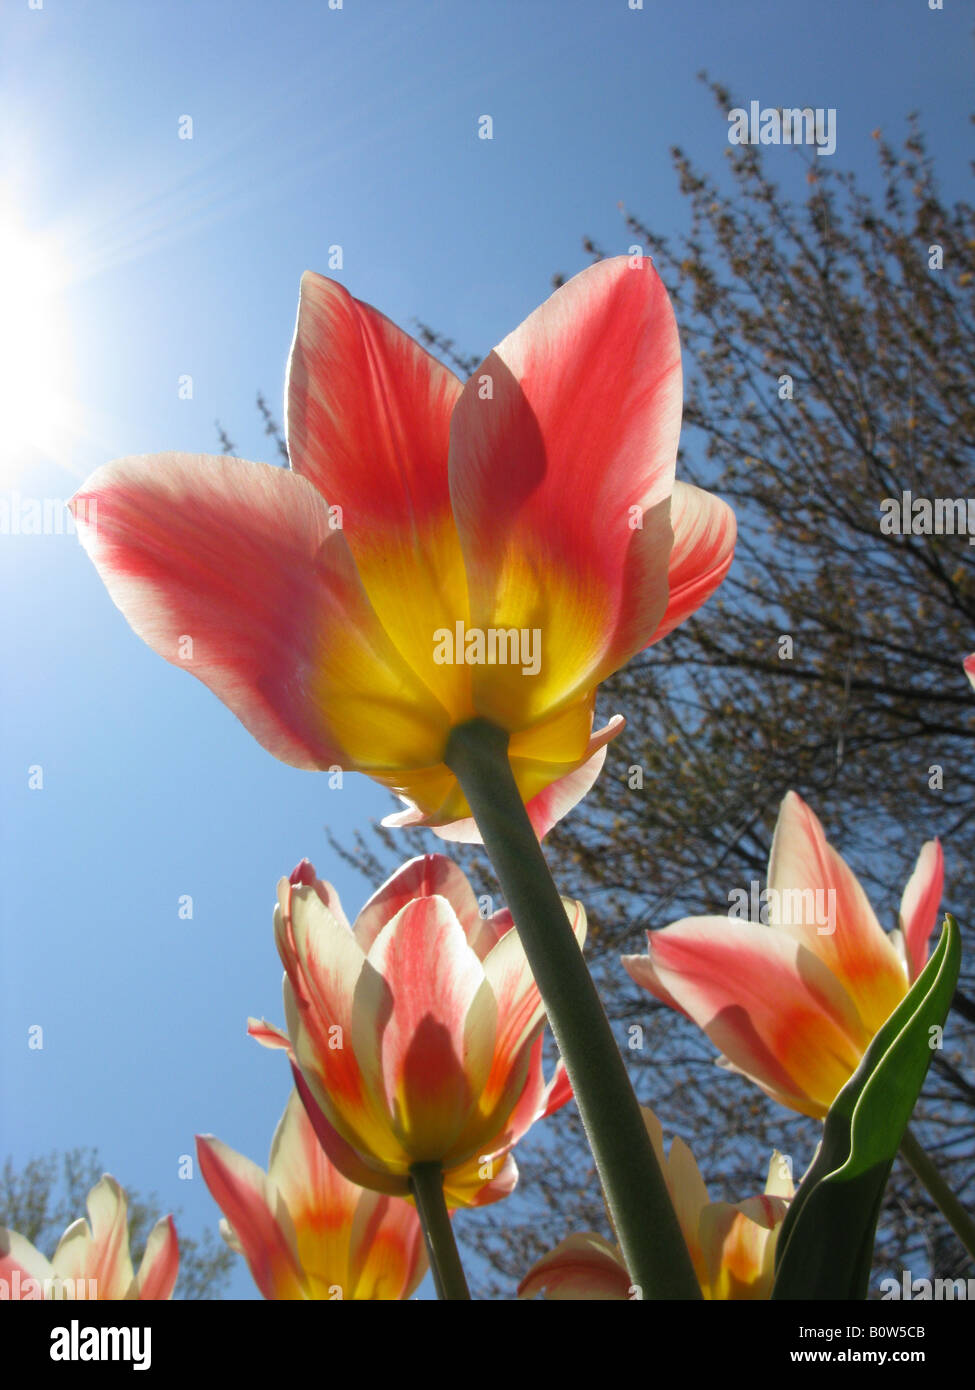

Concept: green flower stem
[[900, 1125, 975, 1260], [408, 1162, 471, 1300], [445, 718, 700, 1300]]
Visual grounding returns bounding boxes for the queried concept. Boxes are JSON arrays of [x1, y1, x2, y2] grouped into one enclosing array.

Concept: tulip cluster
[[0, 1176, 178, 1301], [57, 255, 969, 1302]]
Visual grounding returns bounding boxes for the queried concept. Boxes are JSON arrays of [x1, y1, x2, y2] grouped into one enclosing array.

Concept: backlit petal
[[347, 1189, 428, 1300], [625, 918, 868, 1117], [382, 710, 624, 844], [518, 1233, 631, 1301], [70, 453, 454, 772], [442, 1150, 519, 1208], [291, 1064, 409, 1196], [134, 1217, 179, 1300], [664, 1136, 711, 1289], [276, 878, 390, 1154], [271, 1088, 424, 1299], [480, 899, 584, 1113], [448, 256, 680, 728], [767, 792, 907, 1034], [352, 853, 483, 953], [898, 840, 943, 983], [196, 1133, 307, 1300], [286, 272, 471, 723], [51, 1177, 135, 1300], [645, 481, 737, 645], [0, 1229, 56, 1295], [366, 896, 496, 1161]]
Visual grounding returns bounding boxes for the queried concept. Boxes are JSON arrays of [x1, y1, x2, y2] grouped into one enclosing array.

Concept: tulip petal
[[646, 481, 737, 645], [286, 273, 463, 531], [352, 854, 483, 953], [291, 1063, 408, 1196], [277, 879, 396, 1159], [366, 896, 496, 1161], [898, 840, 944, 983], [377, 763, 467, 833], [286, 272, 472, 722], [287, 861, 353, 932], [384, 712, 624, 844], [247, 1016, 293, 1052], [269, 1087, 360, 1249], [518, 1233, 632, 1301], [964, 653, 975, 690], [665, 1136, 711, 1290], [622, 950, 689, 1018], [699, 1199, 783, 1301], [134, 1217, 179, 1300], [51, 1177, 136, 1300], [269, 1088, 424, 1299], [0, 1229, 56, 1296], [483, 1035, 571, 1154], [510, 726, 619, 842], [442, 1150, 520, 1208], [480, 930, 546, 1071], [764, 1150, 797, 1201], [537, 1057, 573, 1119], [481, 899, 585, 1111], [767, 792, 908, 1034], [449, 257, 681, 728], [465, 905, 514, 962], [70, 453, 455, 773], [624, 918, 868, 1117], [196, 1134, 306, 1300], [346, 1189, 428, 1300]]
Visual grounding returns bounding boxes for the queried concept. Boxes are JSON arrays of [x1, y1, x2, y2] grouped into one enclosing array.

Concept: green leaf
[[771, 914, 961, 1300]]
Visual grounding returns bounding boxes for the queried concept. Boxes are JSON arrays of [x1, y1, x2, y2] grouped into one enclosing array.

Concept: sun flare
[[0, 206, 75, 468]]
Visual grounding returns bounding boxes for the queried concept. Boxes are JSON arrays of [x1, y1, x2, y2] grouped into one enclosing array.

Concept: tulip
[[518, 1107, 793, 1300], [965, 653, 975, 691], [251, 854, 575, 1211], [197, 1089, 426, 1300], [68, 257, 734, 840], [0, 1175, 178, 1300], [622, 790, 944, 1119]]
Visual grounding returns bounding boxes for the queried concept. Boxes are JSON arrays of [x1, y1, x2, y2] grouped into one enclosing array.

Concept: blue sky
[[1, 0, 971, 1299]]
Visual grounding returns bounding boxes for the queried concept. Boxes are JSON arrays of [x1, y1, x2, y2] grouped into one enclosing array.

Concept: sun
[[0, 206, 75, 467]]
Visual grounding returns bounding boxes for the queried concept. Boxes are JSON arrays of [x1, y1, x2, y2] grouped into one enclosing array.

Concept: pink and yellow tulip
[[197, 1088, 426, 1300], [251, 853, 577, 1206], [69, 257, 734, 840], [623, 791, 944, 1119], [0, 1175, 178, 1300], [518, 1107, 793, 1300]]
